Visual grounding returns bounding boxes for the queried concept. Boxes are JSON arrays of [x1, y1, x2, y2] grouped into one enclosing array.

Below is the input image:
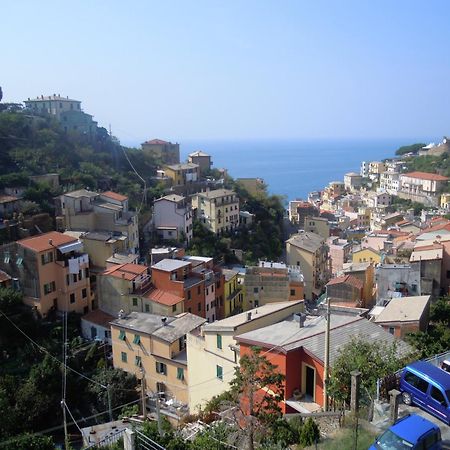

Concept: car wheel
[[402, 392, 412, 405]]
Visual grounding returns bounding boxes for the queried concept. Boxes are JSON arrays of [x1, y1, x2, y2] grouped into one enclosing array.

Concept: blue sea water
[[181, 138, 423, 201]]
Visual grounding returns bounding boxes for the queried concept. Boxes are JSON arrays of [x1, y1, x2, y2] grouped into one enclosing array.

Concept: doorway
[[302, 363, 316, 401]]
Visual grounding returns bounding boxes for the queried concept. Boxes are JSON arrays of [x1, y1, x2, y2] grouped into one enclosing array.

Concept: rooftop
[[144, 288, 184, 306], [154, 194, 185, 203], [112, 312, 205, 343], [326, 274, 364, 290], [25, 95, 80, 103], [82, 309, 115, 328], [102, 263, 148, 280], [196, 189, 237, 200], [152, 259, 191, 272], [165, 163, 199, 171], [204, 301, 303, 332], [286, 231, 324, 252], [402, 171, 449, 181], [189, 150, 210, 157], [374, 295, 430, 324], [18, 231, 78, 253], [142, 138, 170, 145], [101, 191, 128, 202], [63, 189, 98, 199], [236, 314, 411, 364]]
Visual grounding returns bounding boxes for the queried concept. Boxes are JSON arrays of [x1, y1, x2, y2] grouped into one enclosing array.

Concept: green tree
[[0, 287, 23, 314], [0, 433, 55, 450], [395, 143, 425, 156], [299, 417, 320, 447], [327, 337, 411, 404], [230, 347, 285, 450]]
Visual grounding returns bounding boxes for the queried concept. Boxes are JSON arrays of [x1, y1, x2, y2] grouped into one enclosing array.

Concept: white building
[[380, 171, 401, 195], [153, 194, 193, 243], [360, 161, 368, 178]]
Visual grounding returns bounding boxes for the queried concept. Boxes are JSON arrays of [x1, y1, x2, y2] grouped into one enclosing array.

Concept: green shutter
[[133, 334, 141, 345], [217, 334, 222, 349], [216, 365, 223, 380], [177, 367, 184, 380], [119, 330, 126, 341], [135, 356, 142, 367], [121, 352, 127, 363]]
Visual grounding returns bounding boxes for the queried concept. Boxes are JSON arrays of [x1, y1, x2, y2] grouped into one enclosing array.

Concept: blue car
[[369, 414, 442, 449], [399, 361, 450, 425]]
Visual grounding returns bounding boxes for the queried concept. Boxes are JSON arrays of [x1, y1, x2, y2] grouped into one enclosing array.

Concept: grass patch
[[314, 425, 377, 450]]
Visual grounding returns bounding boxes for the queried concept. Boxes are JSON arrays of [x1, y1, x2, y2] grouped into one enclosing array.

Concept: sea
[[180, 138, 428, 203]]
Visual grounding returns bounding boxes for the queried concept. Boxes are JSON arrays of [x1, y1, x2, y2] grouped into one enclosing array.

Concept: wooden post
[[350, 370, 361, 415], [124, 429, 135, 450]]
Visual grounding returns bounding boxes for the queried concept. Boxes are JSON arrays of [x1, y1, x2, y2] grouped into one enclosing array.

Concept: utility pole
[[107, 384, 113, 422], [140, 370, 147, 421], [155, 392, 163, 437], [323, 291, 331, 411], [61, 400, 69, 450]]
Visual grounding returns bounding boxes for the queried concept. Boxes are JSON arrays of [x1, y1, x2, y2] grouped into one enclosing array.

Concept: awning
[[58, 240, 83, 254]]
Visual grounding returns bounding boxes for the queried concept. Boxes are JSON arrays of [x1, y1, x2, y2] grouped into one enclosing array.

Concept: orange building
[[0, 231, 93, 317], [235, 314, 410, 412]]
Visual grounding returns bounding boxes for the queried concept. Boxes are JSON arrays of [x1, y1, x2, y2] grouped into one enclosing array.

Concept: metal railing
[[83, 427, 127, 449], [135, 430, 166, 450]]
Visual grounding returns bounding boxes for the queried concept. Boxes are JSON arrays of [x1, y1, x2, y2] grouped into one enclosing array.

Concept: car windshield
[[375, 429, 414, 450]]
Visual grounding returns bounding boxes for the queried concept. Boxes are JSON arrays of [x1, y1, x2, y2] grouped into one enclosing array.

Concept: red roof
[[143, 139, 169, 145], [403, 171, 449, 181], [0, 270, 11, 284], [327, 274, 364, 290], [18, 231, 77, 253], [421, 221, 450, 234], [103, 263, 148, 280], [101, 191, 128, 202], [413, 243, 444, 252], [82, 309, 114, 327], [145, 288, 184, 306]]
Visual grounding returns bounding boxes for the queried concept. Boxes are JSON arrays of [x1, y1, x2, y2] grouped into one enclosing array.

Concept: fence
[[83, 428, 127, 449], [135, 430, 166, 450]]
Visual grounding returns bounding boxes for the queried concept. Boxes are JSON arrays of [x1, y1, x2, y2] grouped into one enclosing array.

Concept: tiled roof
[[374, 296, 430, 323], [402, 171, 449, 181], [189, 150, 210, 157], [196, 189, 236, 199], [145, 288, 184, 306], [18, 231, 77, 253], [286, 231, 324, 253], [154, 194, 185, 203], [101, 191, 128, 202], [326, 274, 363, 290], [102, 263, 148, 280], [143, 139, 169, 145], [82, 309, 115, 328]]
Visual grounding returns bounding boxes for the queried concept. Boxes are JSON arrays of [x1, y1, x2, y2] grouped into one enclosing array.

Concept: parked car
[[441, 360, 450, 373], [399, 361, 450, 425], [369, 414, 442, 450]]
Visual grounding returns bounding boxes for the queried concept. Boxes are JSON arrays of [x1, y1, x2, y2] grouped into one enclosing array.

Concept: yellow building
[[352, 247, 381, 264], [441, 193, 450, 210], [303, 216, 330, 239], [192, 189, 239, 235], [163, 163, 200, 187], [187, 301, 304, 412], [111, 312, 205, 407], [286, 231, 330, 299], [222, 269, 243, 317]]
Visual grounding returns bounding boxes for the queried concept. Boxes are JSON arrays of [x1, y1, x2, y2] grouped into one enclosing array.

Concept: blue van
[[369, 414, 442, 450], [399, 361, 450, 425]]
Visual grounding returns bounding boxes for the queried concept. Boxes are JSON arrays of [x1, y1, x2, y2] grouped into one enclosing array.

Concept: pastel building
[[141, 139, 180, 164], [0, 231, 93, 317], [188, 151, 212, 174]]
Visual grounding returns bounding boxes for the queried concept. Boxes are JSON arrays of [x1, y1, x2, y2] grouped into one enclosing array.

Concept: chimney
[[247, 312, 252, 321], [299, 313, 306, 328]]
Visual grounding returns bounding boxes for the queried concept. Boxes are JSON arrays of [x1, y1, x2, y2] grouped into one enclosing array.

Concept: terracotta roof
[[0, 195, 19, 204], [0, 270, 11, 283], [143, 139, 169, 145], [402, 171, 449, 181], [82, 309, 115, 328], [101, 191, 128, 202], [145, 288, 184, 306], [421, 221, 450, 234], [102, 263, 148, 280], [413, 243, 443, 252], [18, 231, 77, 253], [327, 274, 364, 290], [353, 246, 380, 256]]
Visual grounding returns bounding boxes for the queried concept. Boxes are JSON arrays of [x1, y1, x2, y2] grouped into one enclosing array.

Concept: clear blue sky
[[2, 0, 450, 143]]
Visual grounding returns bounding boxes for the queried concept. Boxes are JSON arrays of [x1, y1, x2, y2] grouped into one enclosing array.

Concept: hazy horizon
[[3, 1, 450, 143]]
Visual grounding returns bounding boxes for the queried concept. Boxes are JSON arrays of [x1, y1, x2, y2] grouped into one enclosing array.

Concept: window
[[197, 286, 201, 295], [177, 367, 184, 380], [211, 285, 214, 292], [66, 274, 70, 286], [70, 293, 75, 304], [187, 290, 191, 300], [78, 270, 82, 281], [404, 372, 429, 393], [430, 386, 447, 406], [179, 336, 186, 350], [424, 431, 440, 448], [121, 352, 127, 363], [217, 334, 222, 349], [135, 356, 142, 367], [198, 303, 201, 312], [388, 327, 395, 335], [133, 334, 141, 345], [290, 289, 295, 296], [188, 307, 192, 313], [172, 304, 177, 313], [253, 287, 259, 293], [41, 252, 53, 265], [132, 297, 138, 306], [156, 361, 167, 375], [216, 365, 223, 380], [82, 288, 87, 299], [72, 274, 77, 283], [145, 304, 150, 312], [206, 304, 209, 311], [119, 330, 126, 341], [43, 281, 56, 295]]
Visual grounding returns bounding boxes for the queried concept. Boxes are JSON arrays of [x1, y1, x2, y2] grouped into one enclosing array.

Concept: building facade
[[141, 139, 180, 164]]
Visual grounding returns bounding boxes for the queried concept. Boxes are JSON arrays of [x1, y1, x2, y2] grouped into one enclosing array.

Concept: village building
[[141, 139, 180, 164]]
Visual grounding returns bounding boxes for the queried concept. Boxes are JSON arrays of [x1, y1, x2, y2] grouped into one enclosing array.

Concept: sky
[[2, 0, 450, 144]]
